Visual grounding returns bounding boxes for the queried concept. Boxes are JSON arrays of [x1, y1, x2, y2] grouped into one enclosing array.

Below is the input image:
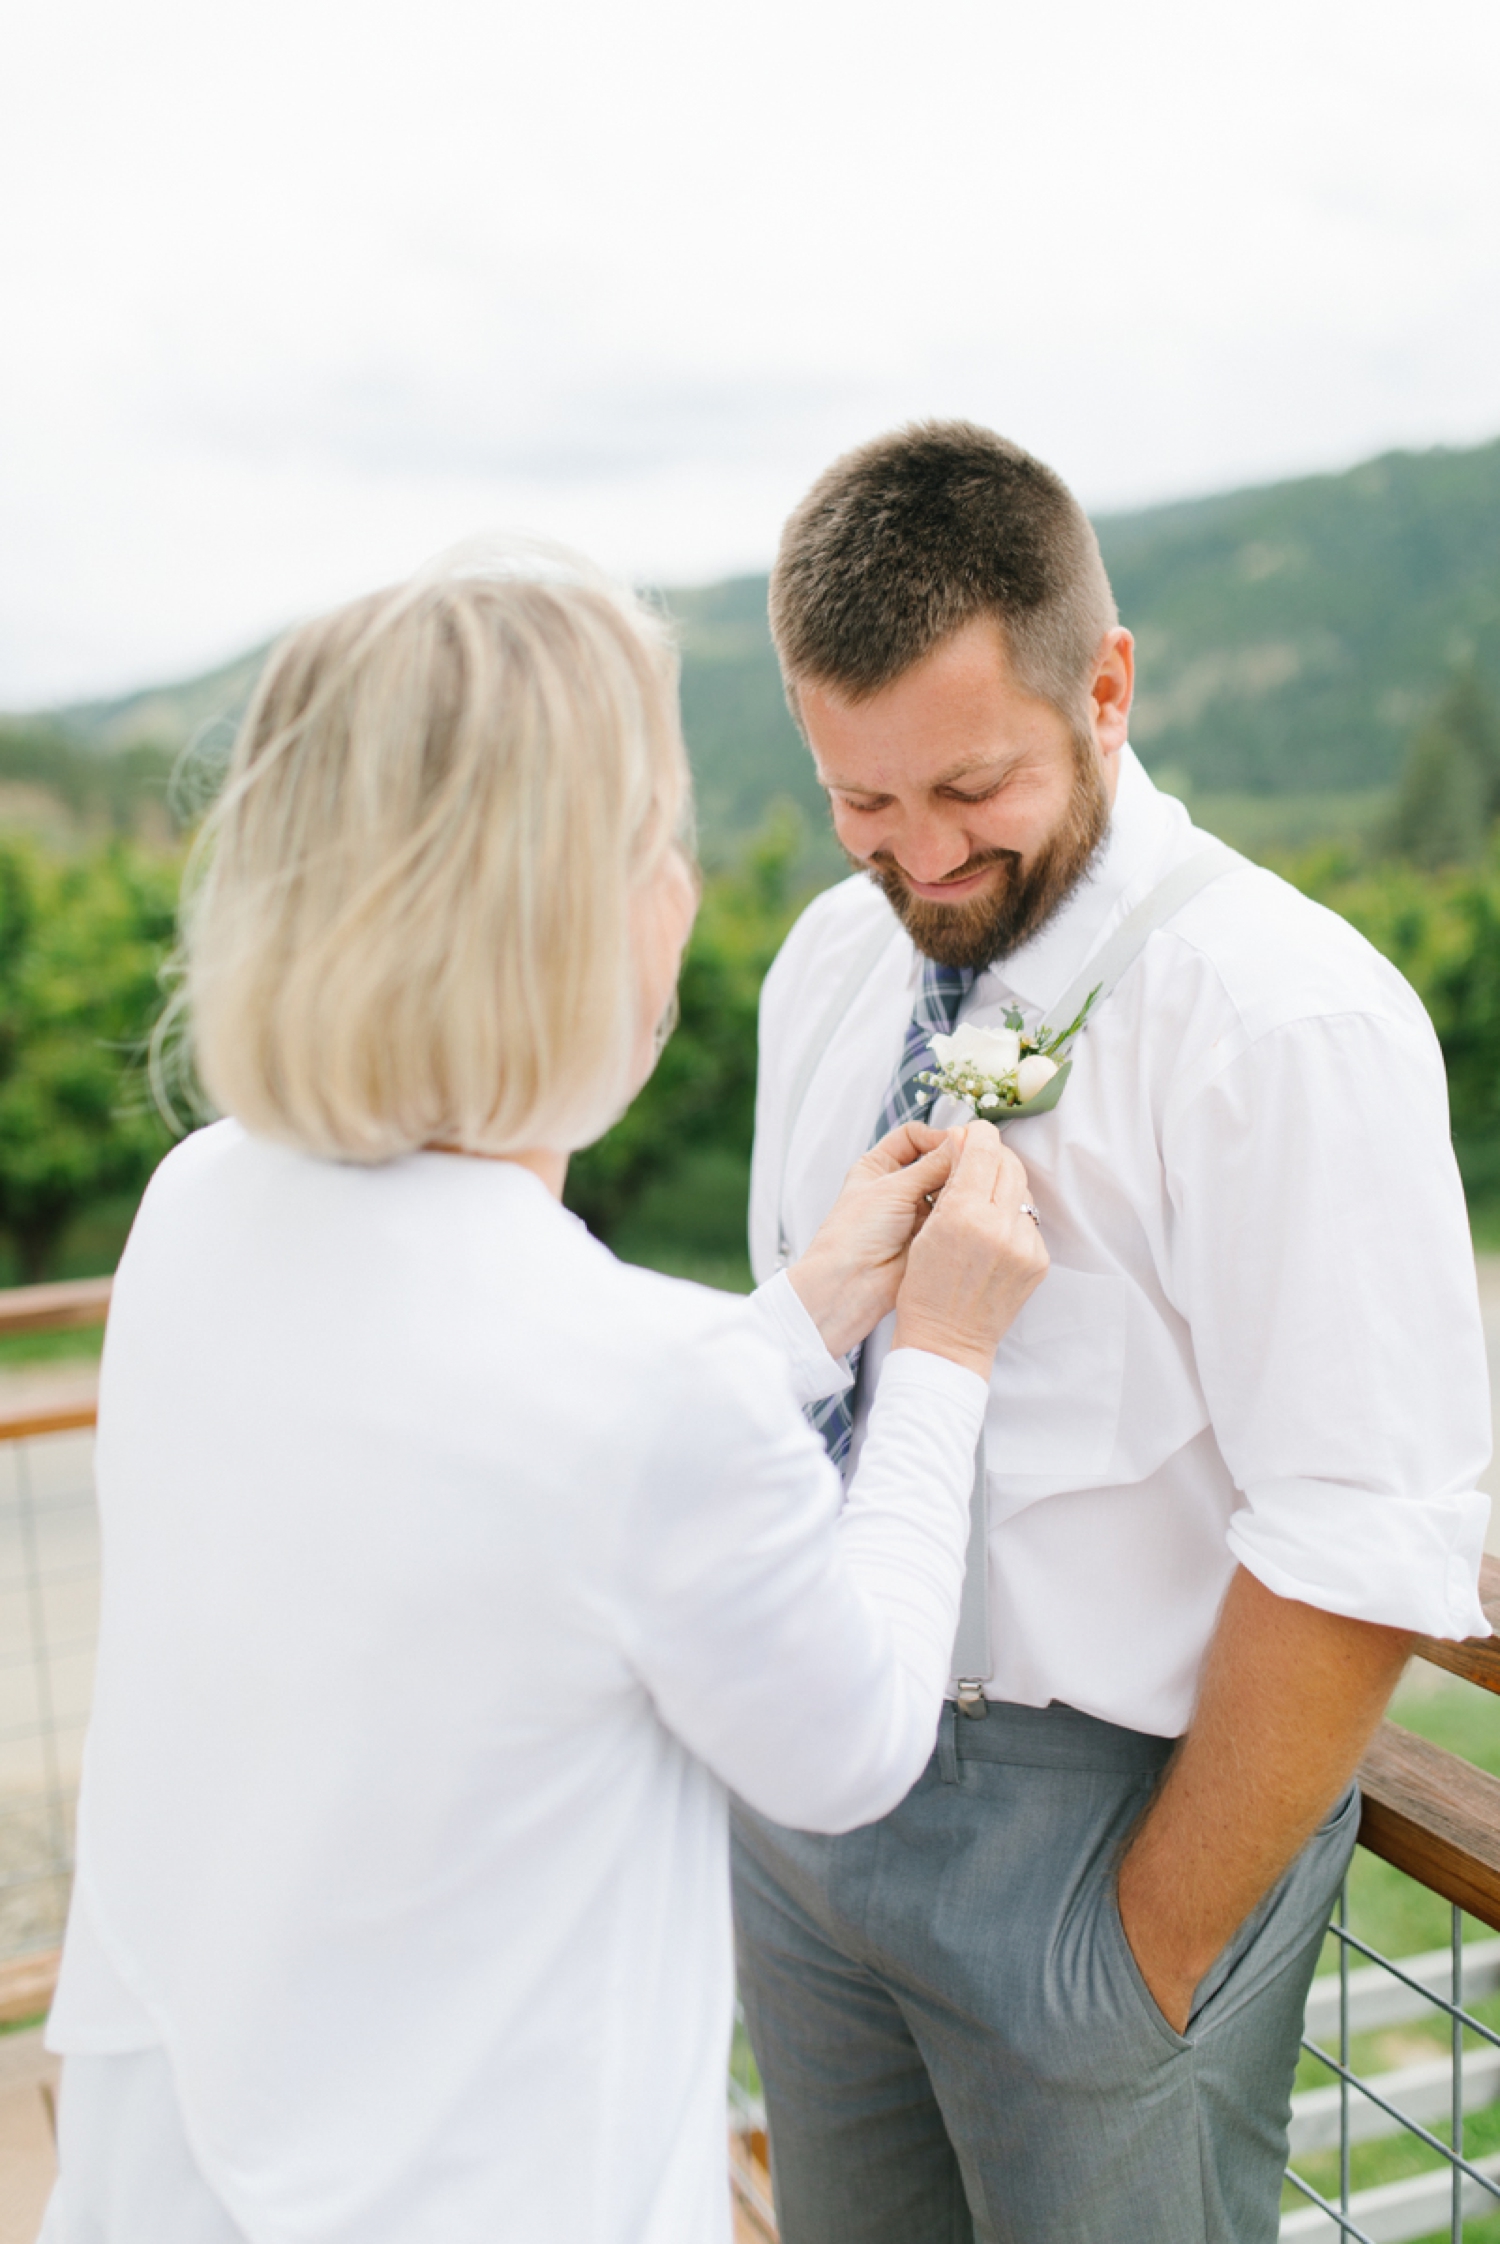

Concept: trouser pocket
[[1189, 1780, 1362, 2037], [1096, 1871, 1196, 2054]]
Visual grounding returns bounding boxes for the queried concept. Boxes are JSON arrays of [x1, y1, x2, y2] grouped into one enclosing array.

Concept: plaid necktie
[[807, 957, 976, 1471]]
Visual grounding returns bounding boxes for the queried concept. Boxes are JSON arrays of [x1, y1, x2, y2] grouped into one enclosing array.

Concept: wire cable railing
[[0, 1279, 106, 1991]]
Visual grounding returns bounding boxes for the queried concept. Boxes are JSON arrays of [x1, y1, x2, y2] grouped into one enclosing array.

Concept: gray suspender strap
[[950, 836, 1243, 1709], [1041, 841, 1245, 1057], [950, 1435, 990, 1708]]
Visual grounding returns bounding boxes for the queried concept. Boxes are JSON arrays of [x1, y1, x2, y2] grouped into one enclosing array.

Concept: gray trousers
[[732, 1699, 1359, 2244]]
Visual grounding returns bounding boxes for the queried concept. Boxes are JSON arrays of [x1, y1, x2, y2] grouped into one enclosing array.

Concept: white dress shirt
[[44, 1120, 987, 2244], [751, 746, 1492, 1738]]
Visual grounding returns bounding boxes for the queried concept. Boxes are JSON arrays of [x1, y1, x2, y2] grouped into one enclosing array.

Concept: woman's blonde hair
[[177, 551, 691, 1162]]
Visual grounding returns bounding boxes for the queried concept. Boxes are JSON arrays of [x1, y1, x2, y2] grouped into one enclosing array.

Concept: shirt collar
[[966, 745, 1194, 1022]]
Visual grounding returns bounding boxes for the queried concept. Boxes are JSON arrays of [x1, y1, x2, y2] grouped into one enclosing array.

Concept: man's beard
[[857, 746, 1111, 972]]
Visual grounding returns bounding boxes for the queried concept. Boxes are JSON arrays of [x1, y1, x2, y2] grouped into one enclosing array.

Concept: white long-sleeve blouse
[[44, 1120, 985, 2244]]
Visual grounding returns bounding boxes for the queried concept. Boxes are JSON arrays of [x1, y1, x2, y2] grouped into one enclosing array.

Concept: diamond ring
[[1018, 1201, 1041, 1226]]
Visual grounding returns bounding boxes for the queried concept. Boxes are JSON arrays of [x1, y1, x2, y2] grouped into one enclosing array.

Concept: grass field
[[0, 1326, 104, 1373]]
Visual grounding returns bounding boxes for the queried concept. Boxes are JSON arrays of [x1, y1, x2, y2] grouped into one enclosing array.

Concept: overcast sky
[[3, 0, 1498, 706]]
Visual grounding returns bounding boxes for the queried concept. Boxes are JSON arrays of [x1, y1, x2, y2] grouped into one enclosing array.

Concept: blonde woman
[[39, 557, 1045, 2244]]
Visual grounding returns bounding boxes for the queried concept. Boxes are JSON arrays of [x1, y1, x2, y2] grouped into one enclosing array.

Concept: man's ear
[[1091, 629, 1135, 759]]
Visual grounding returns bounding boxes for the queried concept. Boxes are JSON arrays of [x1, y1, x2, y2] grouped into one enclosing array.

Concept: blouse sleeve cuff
[[875, 1345, 991, 1423], [1226, 1479, 1493, 1641], [746, 1270, 856, 1408]]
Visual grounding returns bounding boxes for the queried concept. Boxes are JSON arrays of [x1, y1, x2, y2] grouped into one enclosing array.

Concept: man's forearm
[[1117, 1565, 1413, 2031]]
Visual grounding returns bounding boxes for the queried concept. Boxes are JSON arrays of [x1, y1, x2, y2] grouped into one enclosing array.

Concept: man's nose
[[892, 813, 975, 885]]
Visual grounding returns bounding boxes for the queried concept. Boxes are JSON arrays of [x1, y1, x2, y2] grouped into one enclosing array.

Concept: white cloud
[[1, 0, 1498, 701]]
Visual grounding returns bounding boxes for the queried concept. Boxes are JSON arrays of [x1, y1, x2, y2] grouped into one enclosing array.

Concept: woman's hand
[[788, 1122, 959, 1361], [892, 1122, 1048, 1380]]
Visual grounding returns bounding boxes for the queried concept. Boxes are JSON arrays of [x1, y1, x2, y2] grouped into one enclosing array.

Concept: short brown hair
[[769, 421, 1118, 721]]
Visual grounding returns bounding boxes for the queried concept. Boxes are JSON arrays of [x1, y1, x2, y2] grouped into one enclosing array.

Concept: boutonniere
[[920, 991, 1096, 1119]]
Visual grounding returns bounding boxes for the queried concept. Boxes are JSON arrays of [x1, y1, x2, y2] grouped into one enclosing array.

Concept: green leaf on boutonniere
[[1037, 986, 1098, 1058]]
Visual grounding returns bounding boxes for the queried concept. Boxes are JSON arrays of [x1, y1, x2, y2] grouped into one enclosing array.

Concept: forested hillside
[[1106, 440, 1500, 796], [669, 439, 1500, 832], [31, 435, 1500, 854]]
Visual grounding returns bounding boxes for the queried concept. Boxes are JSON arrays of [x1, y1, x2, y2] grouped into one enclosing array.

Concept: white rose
[[929, 1022, 1022, 1078], [1014, 1053, 1059, 1104]]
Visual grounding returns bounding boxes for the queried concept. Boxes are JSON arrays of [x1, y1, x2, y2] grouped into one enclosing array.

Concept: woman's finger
[[862, 1119, 951, 1174], [941, 1120, 1004, 1204], [884, 1143, 956, 1207], [989, 1141, 1031, 1211]]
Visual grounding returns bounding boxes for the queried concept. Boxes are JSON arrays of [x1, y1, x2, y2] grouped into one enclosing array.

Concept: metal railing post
[[14, 1439, 68, 1881], [1339, 1877, 1351, 2223], [1452, 1905, 1463, 2244]]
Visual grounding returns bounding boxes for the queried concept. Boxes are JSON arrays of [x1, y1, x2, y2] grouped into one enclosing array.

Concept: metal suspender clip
[[949, 1437, 990, 1719]]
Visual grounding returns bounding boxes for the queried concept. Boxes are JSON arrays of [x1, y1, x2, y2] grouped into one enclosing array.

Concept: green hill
[[56, 643, 270, 758], [19, 433, 1500, 854], [1104, 440, 1500, 796], [667, 439, 1500, 843]]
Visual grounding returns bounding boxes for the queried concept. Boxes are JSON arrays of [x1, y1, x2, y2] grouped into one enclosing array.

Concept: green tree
[[1387, 669, 1500, 869], [1427, 882, 1500, 1144], [1287, 849, 1500, 1224], [0, 723, 180, 839], [564, 808, 807, 1247], [0, 838, 178, 1280]]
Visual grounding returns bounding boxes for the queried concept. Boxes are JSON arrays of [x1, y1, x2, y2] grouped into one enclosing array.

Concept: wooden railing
[[0, 1276, 111, 1443], [0, 1278, 113, 1340], [1360, 1559, 1500, 1929]]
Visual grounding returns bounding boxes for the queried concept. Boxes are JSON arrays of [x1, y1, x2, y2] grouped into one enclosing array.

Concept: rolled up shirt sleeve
[[746, 1269, 855, 1407], [1165, 1004, 1492, 1641]]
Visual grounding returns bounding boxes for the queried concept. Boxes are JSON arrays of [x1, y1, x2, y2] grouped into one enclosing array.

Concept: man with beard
[[734, 422, 1492, 2244]]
